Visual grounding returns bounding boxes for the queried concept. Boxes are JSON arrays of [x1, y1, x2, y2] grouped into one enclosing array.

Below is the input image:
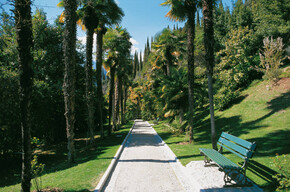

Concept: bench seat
[[200, 148, 241, 171]]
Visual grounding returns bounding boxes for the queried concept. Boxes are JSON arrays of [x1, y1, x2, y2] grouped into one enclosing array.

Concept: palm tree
[[202, 0, 217, 150], [94, 0, 124, 137], [58, 0, 123, 139], [154, 28, 174, 76], [58, 0, 97, 144], [62, 0, 77, 163], [78, 1, 99, 144], [14, 0, 34, 190], [103, 27, 131, 132], [162, 0, 197, 143]]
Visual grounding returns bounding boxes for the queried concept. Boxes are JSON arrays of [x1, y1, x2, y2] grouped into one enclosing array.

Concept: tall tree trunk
[[63, 0, 77, 163], [114, 75, 120, 130], [124, 86, 127, 114], [96, 29, 104, 138], [120, 77, 124, 125], [123, 85, 127, 123], [109, 65, 115, 133], [187, 9, 196, 144], [85, 27, 95, 145], [14, 0, 34, 191], [197, 9, 200, 27], [165, 46, 172, 77], [179, 107, 184, 133], [203, 0, 217, 150]]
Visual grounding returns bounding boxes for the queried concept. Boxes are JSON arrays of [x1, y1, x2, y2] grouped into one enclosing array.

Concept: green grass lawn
[[0, 121, 133, 192], [153, 78, 290, 191]]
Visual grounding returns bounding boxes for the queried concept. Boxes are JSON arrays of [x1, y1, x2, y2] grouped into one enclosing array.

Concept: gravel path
[[101, 120, 263, 192], [103, 120, 186, 192]]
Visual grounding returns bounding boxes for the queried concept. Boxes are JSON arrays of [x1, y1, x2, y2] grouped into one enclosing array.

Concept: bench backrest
[[218, 132, 256, 160]]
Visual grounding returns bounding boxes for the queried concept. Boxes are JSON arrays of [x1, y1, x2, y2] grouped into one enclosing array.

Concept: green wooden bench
[[199, 132, 256, 186]]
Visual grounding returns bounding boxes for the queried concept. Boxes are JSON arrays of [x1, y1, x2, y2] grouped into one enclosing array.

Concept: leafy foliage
[[215, 27, 254, 109], [271, 154, 290, 191], [259, 37, 285, 84]]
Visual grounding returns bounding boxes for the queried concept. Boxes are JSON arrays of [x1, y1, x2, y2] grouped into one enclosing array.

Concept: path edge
[[94, 121, 135, 192]]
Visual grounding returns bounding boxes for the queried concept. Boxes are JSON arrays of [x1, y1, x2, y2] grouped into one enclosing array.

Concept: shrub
[[215, 27, 254, 109], [259, 37, 285, 84], [271, 154, 289, 191]]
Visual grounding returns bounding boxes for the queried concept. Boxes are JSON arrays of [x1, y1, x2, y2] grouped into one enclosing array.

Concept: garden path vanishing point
[[102, 119, 191, 192]]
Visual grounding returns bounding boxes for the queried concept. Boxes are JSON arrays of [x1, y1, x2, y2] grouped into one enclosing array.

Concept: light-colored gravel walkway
[[101, 120, 263, 192], [103, 120, 186, 192]]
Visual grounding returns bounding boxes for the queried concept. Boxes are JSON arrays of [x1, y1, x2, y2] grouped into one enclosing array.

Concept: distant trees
[[103, 27, 132, 132], [14, 0, 34, 190]]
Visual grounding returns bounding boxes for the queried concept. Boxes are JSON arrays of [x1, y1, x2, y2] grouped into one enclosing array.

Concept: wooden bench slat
[[200, 148, 241, 170], [218, 142, 246, 159], [221, 132, 254, 150], [218, 137, 249, 158]]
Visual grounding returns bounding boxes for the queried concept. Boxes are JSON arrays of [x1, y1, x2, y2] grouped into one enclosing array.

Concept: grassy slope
[[0, 122, 133, 192], [154, 78, 290, 190]]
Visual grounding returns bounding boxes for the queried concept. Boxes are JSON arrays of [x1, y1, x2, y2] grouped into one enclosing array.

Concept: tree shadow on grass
[[0, 123, 133, 188], [195, 114, 263, 144], [195, 91, 289, 145]]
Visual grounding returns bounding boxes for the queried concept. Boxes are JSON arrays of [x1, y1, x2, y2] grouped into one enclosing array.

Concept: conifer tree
[[147, 37, 150, 55], [197, 10, 200, 27], [139, 52, 143, 71]]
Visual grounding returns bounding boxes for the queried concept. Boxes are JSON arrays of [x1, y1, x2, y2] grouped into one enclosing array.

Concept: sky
[[1, 0, 234, 55]]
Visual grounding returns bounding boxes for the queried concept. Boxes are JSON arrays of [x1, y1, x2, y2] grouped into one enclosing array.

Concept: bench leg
[[203, 155, 211, 166], [224, 172, 232, 184], [223, 169, 253, 187]]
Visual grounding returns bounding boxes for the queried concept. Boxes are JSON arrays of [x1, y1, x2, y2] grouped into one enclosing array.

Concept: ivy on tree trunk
[[187, 10, 196, 144], [14, 0, 34, 191], [63, 0, 77, 163], [203, 0, 217, 150]]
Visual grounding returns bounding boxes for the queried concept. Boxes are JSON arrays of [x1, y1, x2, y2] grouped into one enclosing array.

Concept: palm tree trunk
[[165, 47, 172, 77], [85, 27, 95, 144], [203, 0, 217, 150], [120, 77, 124, 125], [123, 85, 127, 123], [96, 29, 104, 138], [187, 9, 196, 144], [114, 75, 119, 130], [14, 0, 34, 191], [109, 65, 115, 133], [124, 86, 127, 114], [63, 0, 77, 163], [179, 107, 185, 133]]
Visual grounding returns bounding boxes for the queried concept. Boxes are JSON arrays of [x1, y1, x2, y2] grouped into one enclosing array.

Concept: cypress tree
[[14, 0, 34, 190], [147, 37, 150, 54], [139, 52, 143, 71], [197, 10, 200, 27]]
